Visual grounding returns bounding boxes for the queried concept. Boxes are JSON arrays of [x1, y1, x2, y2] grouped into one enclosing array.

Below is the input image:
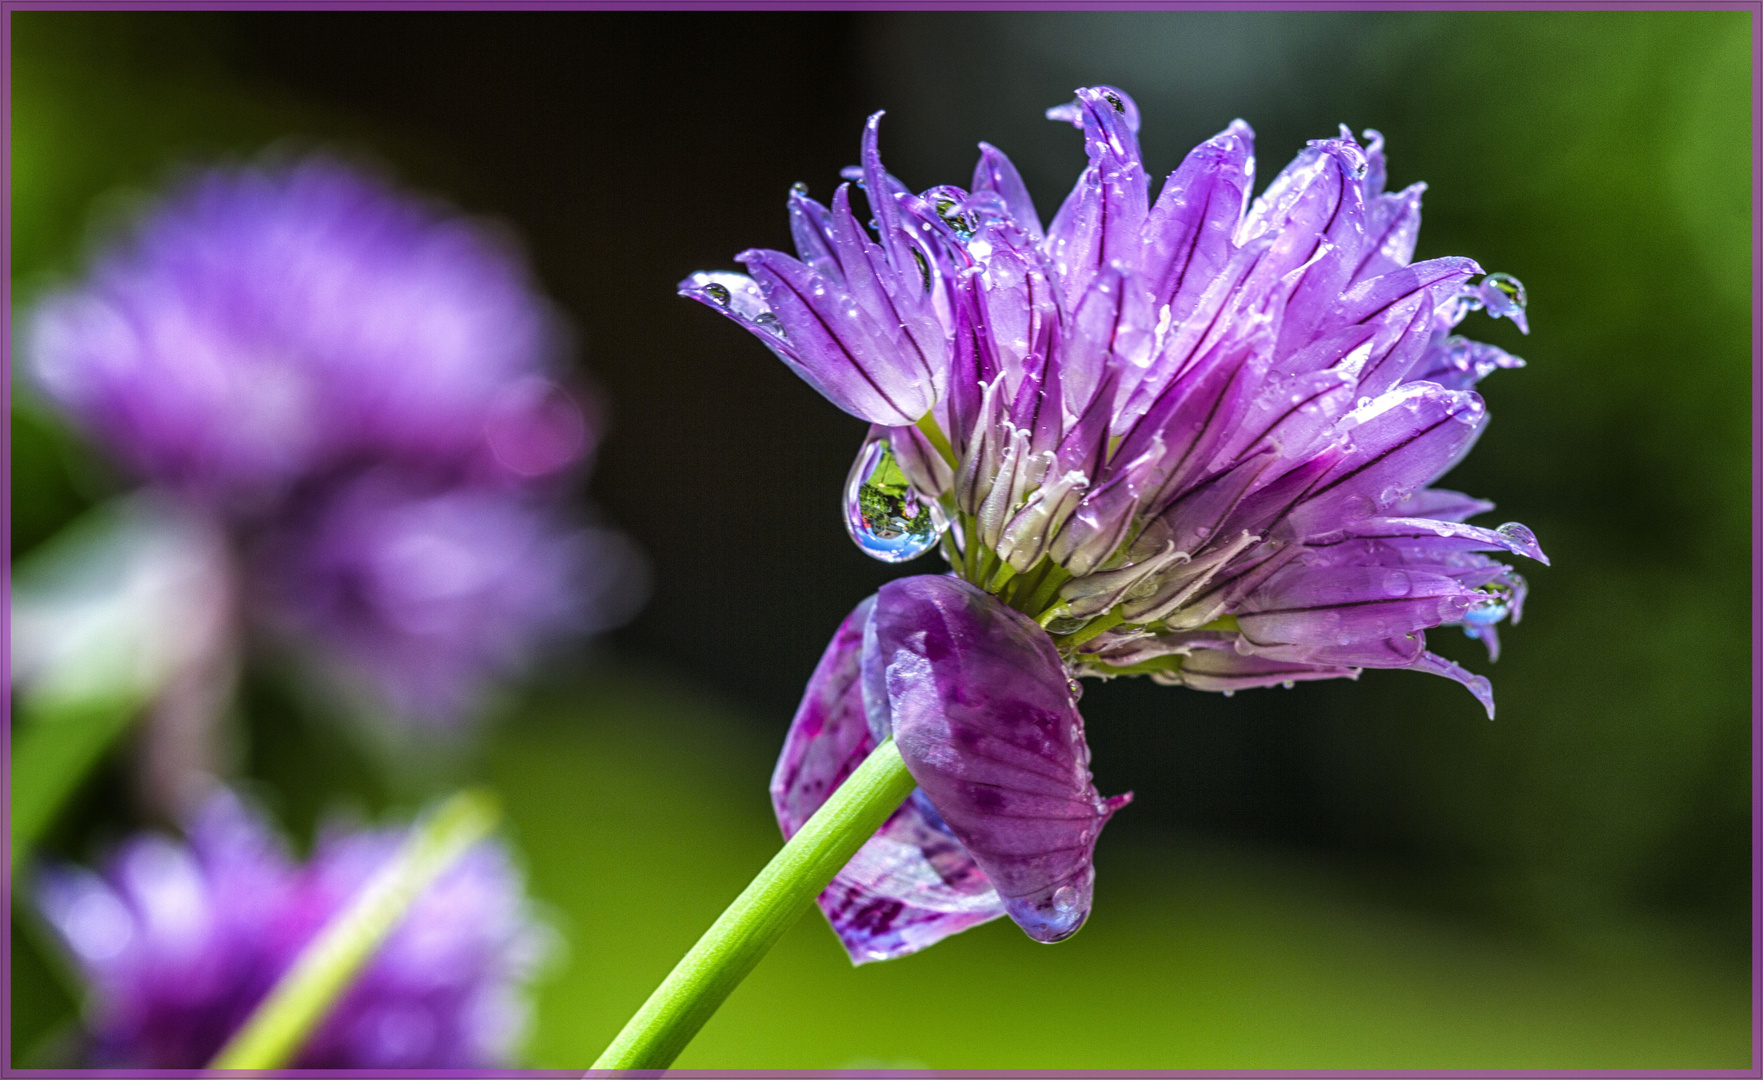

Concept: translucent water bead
[[844, 434, 948, 563]]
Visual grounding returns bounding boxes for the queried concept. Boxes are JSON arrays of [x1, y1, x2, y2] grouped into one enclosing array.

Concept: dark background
[[10, 10, 1752, 1068]]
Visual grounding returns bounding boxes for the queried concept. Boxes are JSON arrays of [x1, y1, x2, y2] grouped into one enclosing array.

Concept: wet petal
[[738, 248, 935, 426], [1043, 87, 1151, 307], [1407, 650, 1496, 718], [1287, 383, 1488, 535], [1177, 646, 1361, 692], [1144, 120, 1255, 317], [770, 596, 1007, 964], [1237, 561, 1484, 648], [972, 142, 1044, 242], [868, 575, 1130, 943]]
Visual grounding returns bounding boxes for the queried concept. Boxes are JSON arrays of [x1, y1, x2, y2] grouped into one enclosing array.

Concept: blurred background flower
[[10, 9, 1750, 1070], [36, 790, 551, 1067]]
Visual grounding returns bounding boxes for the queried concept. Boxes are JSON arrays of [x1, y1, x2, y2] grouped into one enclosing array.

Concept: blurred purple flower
[[28, 157, 578, 504], [24, 157, 643, 730], [35, 791, 552, 1068], [697, 86, 1544, 959], [256, 472, 642, 724]]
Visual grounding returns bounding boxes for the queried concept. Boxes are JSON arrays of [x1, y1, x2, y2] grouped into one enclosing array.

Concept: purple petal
[[737, 248, 936, 426], [1408, 331, 1526, 391], [1407, 649, 1497, 718], [771, 596, 1007, 963], [1337, 516, 1548, 565], [1355, 182, 1425, 284], [1042, 87, 1151, 308], [1287, 383, 1488, 535], [972, 142, 1044, 241], [1388, 487, 1496, 522], [1145, 120, 1255, 317], [1177, 646, 1361, 692], [1237, 560, 1484, 648], [869, 575, 1130, 943]]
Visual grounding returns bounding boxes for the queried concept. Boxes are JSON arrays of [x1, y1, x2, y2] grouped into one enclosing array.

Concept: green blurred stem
[[593, 737, 916, 1071], [11, 692, 141, 873], [208, 789, 500, 1070]]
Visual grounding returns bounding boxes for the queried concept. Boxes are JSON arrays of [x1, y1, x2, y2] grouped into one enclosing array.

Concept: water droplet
[[703, 282, 730, 306], [1464, 597, 1508, 626], [933, 198, 975, 239], [1067, 677, 1083, 702], [1282, 680, 1296, 690], [754, 312, 784, 337], [1222, 690, 1235, 698], [1103, 91, 1125, 114], [844, 434, 948, 563], [791, 181, 810, 197], [1052, 885, 1080, 913], [1479, 272, 1526, 316], [1381, 569, 1413, 597], [910, 249, 932, 292]]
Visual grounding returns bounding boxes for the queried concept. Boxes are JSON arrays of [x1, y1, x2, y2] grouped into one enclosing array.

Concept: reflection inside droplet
[[843, 434, 948, 563]]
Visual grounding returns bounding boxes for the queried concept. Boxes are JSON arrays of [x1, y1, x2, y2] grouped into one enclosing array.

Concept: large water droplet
[[844, 435, 948, 563], [1052, 885, 1080, 913], [1463, 597, 1509, 626]]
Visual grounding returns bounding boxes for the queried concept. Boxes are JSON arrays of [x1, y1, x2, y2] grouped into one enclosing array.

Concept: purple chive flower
[[28, 157, 580, 505], [24, 157, 641, 727], [695, 86, 1544, 960], [34, 791, 551, 1068]]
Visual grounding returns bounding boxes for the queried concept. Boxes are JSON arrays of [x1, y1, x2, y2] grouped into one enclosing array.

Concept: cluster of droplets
[[843, 435, 949, 563]]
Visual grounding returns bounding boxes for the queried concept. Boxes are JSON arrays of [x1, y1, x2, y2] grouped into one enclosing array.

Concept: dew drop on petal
[[754, 312, 785, 337], [1052, 885, 1081, 913], [791, 181, 810, 196], [1478, 272, 1527, 318], [703, 282, 731, 306], [844, 433, 948, 563]]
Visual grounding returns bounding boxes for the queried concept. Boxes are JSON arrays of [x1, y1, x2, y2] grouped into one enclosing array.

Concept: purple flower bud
[[35, 791, 552, 1068]]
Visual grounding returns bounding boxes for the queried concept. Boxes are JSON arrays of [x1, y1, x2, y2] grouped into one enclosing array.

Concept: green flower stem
[[208, 788, 500, 1070], [11, 692, 142, 874], [1056, 606, 1127, 650], [593, 737, 917, 1071], [914, 413, 957, 468]]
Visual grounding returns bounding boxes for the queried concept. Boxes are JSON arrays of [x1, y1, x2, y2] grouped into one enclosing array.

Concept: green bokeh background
[[8, 10, 1753, 1069]]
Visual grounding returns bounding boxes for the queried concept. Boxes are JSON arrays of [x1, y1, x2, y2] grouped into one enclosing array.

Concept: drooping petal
[[866, 575, 1130, 943], [735, 248, 936, 426], [770, 596, 1007, 964], [1406, 649, 1497, 718]]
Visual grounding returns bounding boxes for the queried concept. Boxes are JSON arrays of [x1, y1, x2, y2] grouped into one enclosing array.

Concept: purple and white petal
[[869, 576, 1130, 943]]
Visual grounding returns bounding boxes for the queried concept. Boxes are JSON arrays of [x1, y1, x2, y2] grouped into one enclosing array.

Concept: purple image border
[[0, 1, 1756, 1078]]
